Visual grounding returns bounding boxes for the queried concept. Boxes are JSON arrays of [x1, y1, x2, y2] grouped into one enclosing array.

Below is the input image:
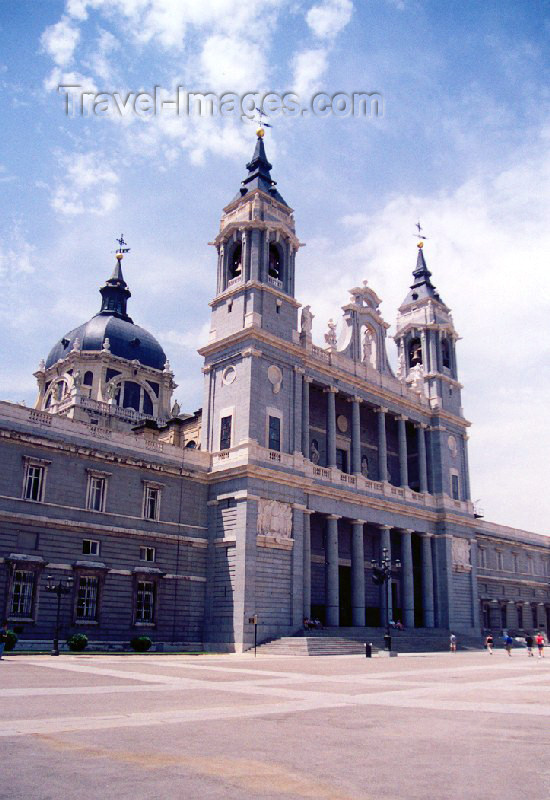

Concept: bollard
[[384, 633, 392, 651], [365, 642, 372, 658]]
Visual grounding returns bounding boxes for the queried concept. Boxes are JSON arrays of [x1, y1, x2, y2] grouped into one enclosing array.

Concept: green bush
[[130, 635, 153, 652], [67, 633, 88, 652], [4, 630, 17, 651]]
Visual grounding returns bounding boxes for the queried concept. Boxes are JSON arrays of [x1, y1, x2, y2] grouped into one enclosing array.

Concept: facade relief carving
[[257, 499, 293, 539], [452, 537, 471, 572]]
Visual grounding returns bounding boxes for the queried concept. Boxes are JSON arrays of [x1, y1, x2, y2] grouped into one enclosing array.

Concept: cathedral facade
[[1, 134, 548, 651]]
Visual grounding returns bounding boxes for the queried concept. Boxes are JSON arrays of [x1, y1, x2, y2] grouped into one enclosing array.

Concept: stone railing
[[0, 402, 209, 471], [267, 275, 283, 290]]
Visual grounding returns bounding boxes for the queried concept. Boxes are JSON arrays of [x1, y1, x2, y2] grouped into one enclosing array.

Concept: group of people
[[303, 617, 323, 631], [484, 631, 546, 657]]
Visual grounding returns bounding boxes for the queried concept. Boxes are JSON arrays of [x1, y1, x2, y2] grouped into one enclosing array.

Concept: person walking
[[525, 633, 534, 657], [535, 632, 545, 658], [450, 633, 457, 653], [504, 633, 513, 656], [485, 633, 494, 654], [0, 620, 8, 660]]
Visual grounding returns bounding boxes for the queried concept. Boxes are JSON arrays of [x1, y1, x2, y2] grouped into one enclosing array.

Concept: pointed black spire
[[234, 132, 288, 206], [99, 254, 133, 321], [401, 244, 443, 306]]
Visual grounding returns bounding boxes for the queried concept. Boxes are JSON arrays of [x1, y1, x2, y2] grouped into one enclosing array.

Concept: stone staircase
[[256, 627, 484, 656], [255, 636, 370, 656]]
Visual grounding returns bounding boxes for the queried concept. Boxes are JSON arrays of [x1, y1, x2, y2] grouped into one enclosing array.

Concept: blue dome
[[45, 314, 166, 370]]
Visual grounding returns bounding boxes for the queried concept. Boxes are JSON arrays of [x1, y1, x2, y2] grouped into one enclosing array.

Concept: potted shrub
[[130, 635, 152, 652], [5, 630, 17, 651], [67, 633, 88, 652]]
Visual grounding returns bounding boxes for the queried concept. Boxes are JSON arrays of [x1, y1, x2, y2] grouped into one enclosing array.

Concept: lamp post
[[371, 548, 401, 650], [44, 575, 74, 656]]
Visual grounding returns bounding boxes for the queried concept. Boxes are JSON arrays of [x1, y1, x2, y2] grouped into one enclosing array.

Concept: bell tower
[[208, 129, 302, 346], [394, 241, 462, 416], [200, 130, 303, 456]]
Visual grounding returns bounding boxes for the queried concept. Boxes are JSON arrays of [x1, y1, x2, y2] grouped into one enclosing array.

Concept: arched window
[[143, 391, 153, 416], [408, 337, 422, 367], [229, 244, 242, 279], [56, 381, 67, 402], [268, 244, 282, 281], [83, 371, 94, 386], [185, 440, 197, 449], [122, 381, 141, 412], [441, 337, 451, 369]]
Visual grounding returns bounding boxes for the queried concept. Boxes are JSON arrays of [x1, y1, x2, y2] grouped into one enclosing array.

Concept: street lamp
[[44, 575, 74, 656], [371, 548, 401, 650]]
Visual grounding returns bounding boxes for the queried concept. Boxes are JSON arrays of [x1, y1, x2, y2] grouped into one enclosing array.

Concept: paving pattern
[[2, 652, 549, 799]]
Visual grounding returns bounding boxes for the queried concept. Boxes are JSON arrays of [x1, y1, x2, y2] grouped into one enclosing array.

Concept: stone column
[[522, 602, 533, 630], [351, 396, 362, 475], [379, 524, 392, 625], [303, 510, 313, 620], [416, 424, 428, 493], [301, 376, 311, 459], [293, 367, 303, 454], [505, 600, 518, 630], [536, 603, 546, 629], [421, 533, 435, 628], [351, 520, 365, 627], [325, 515, 340, 626], [377, 407, 388, 482], [401, 529, 415, 628], [398, 416, 408, 488], [429, 329, 438, 374], [326, 387, 337, 468]]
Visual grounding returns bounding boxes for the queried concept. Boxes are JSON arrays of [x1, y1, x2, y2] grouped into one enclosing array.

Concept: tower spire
[[99, 236, 133, 321], [235, 131, 288, 207]]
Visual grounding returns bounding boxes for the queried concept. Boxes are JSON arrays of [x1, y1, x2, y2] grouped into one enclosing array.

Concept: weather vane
[[252, 107, 273, 138], [414, 221, 428, 248], [115, 234, 130, 257]]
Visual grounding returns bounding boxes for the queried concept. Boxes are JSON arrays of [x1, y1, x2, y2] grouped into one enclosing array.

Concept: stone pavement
[[1, 651, 549, 799]]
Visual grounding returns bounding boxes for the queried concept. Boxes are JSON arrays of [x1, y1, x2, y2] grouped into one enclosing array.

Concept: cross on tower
[[414, 221, 427, 241], [115, 234, 130, 255]]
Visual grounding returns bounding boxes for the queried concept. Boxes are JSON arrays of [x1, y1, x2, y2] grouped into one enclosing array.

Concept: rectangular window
[[336, 448, 348, 474], [136, 581, 155, 623], [87, 476, 106, 512], [10, 570, 35, 617], [76, 576, 99, 620], [24, 465, 45, 502], [496, 551, 504, 571], [268, 415, 281, 452], [526, 557, 533, 575], [82, 539, 100, 556], [513, 554, 519, 573], [478, 548, 487, 568], [143, 487, 160, 520], [451, 473, 460, 500], [140, 546, 156, 562], [220, 415, 232, 451]]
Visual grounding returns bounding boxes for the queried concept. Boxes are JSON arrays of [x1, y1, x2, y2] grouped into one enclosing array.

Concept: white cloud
[[292, 48, 328, 96], [306, 0, 353, 40], [199, 35, 266, 94], [50, 152, 120, 216], [296, 131, 550, 533], [41, 15, 81, 67]]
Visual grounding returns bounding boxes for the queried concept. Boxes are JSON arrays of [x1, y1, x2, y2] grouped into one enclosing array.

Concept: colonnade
[[300, 377, 429, 491], [302, 513, 436, 629]]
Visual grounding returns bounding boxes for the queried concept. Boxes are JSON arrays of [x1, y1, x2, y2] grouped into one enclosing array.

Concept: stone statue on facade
[[300, 305, 313, 335], [324, 319, 337, 348], [310, 439, 320, 465], [102, 337, 111, 352], [171, 400, 181, 417]]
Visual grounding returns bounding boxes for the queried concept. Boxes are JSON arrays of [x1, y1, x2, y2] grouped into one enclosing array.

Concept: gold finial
[[417, 241, 424, 249], [256, 126, 265, 138]]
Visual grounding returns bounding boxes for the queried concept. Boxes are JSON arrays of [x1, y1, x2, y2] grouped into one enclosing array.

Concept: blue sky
[[1, 0, 549, 533]]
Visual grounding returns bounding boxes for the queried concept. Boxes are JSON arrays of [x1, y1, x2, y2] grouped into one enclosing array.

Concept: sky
[[0, 0, 549, 534]]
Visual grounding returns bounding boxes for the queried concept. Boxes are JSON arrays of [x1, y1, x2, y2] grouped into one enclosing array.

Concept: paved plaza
[[1, 651, 549, 799]]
